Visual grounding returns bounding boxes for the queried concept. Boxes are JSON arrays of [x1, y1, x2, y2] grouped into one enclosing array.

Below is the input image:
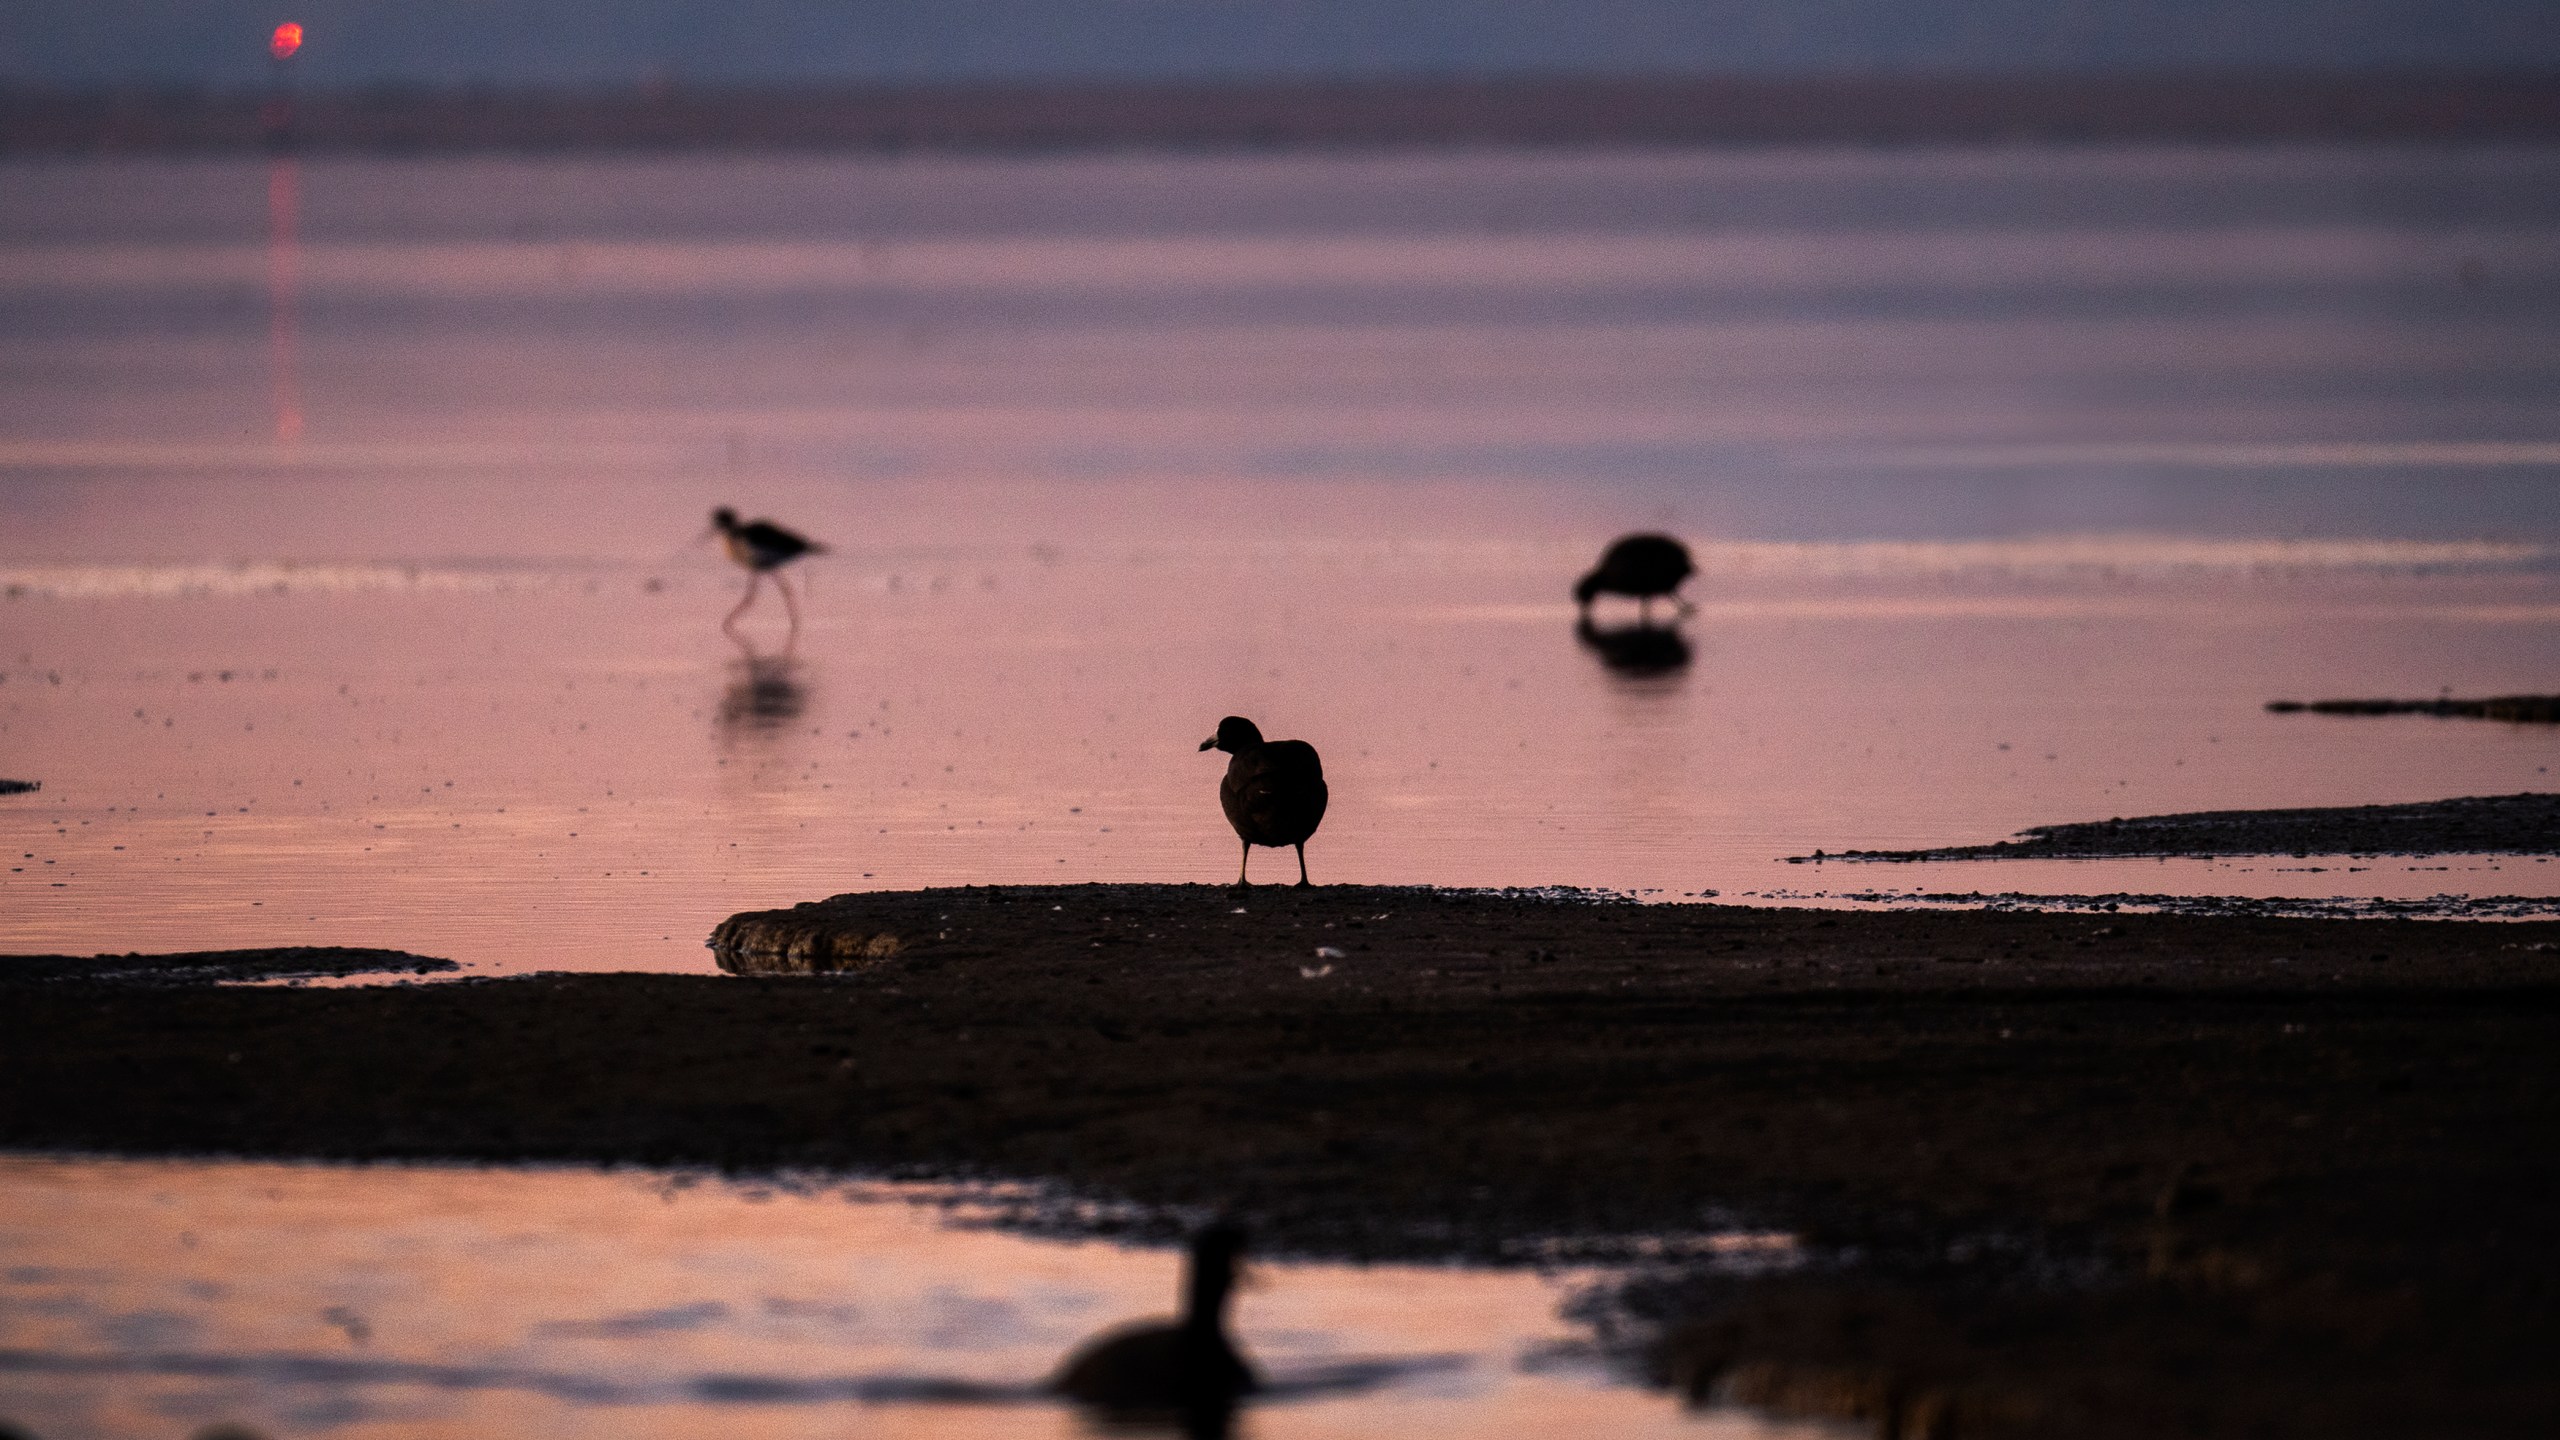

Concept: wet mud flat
[[2266, 694, 2560, 723], [8, 888, 2560, 1439], [1804, 790, 2560, 862], [0, 945, 456, 986]]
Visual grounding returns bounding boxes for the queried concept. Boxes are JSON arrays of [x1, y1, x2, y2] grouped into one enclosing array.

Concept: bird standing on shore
[[1575, 533, 1695, 622], [708, 507, 826, 638], [1053, 1223, 1257, 1435], [1200, 716, 1328, 887]]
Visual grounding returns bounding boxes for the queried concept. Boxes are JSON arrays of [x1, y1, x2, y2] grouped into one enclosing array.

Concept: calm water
[[4, 146, 2560, 972], [0, 1155, 1827, 1439]]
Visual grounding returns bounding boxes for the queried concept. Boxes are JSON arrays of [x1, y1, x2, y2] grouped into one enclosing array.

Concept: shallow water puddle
[[0, 1155, 1830, 1439]]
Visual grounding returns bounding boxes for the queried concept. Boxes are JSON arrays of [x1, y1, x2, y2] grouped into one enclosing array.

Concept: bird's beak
[[1199, 737, 1217, 751]]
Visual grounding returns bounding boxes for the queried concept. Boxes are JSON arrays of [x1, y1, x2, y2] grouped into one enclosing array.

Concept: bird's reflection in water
[[1576, 615, 1693, 679], [718, 641, 807, 731], [1055, 1223, 1255, 1438]]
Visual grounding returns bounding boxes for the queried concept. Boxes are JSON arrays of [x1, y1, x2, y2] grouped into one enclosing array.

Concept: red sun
[[270, 23, 304, 61]]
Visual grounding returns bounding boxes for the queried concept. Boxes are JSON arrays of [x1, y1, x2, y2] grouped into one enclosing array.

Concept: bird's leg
[[1639, 594, 1652, 626], [722, 573, 763, 636], [776, 571, 803, 645], [1236, 840, 1252, 887], [1674, 590, 1696, 619], [1295, 843, 1310, 887]]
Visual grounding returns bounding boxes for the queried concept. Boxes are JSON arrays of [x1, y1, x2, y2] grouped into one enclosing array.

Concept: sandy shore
[[8, 887, 2558, 1438]]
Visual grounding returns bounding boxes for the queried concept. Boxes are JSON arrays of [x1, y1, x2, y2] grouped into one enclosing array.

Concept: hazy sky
[[8, 1, 2560, 88]]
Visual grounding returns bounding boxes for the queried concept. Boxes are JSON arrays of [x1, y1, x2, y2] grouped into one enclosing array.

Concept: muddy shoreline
[[8, 888, 2559, 1437], [1798, 790, 2560, 862], [2267, 694, 2560, 723], [0, 946, 457, 986]]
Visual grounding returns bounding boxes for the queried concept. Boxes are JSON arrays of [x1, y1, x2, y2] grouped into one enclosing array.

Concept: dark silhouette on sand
[[1575, 533, 1695, 623], [708, 507, 826, 641], [1053, 1223, 1256, 1438], [1575, 615, 1693, 677], [1200, 716, 1328, 887]]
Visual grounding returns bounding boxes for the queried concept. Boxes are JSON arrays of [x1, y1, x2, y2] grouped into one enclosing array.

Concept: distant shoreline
[[1794, 791, 2560, 864], [6, 70, 2558, 155]]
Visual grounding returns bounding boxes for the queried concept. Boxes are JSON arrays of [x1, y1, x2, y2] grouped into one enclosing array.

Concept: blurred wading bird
[[706, 507, 826, 637], [1052, 1223, 1257, 1435], [1575, 532, 1695, 623], [1200, 716, 1328, 887]]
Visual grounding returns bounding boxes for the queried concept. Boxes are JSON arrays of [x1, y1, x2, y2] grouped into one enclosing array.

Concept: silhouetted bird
[[708, 507, 826, 636], [1575, 533, 1695, 622], [1200, 716, 1328, 887], [1053, 1223, 1257, 1436]]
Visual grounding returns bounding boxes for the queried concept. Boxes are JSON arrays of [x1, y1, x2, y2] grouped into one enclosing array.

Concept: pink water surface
[[6, 514, 2556, 971], [5, 146, 2559, 970]]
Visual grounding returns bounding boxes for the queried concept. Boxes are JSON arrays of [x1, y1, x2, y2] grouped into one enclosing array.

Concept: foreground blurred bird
[[1200, 716, 1328, 887], [1053, 1223, 1257, 1434], [707, 507, 826, 636], [1575, 532, 1695, 622]]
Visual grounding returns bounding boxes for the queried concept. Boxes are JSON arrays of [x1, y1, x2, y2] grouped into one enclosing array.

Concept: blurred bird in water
[[1575, 533, 1695, 622], [1053, 1222, 1257, 1437], [1200, 716, 1328, 887], [707, 507, 826, 639]]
